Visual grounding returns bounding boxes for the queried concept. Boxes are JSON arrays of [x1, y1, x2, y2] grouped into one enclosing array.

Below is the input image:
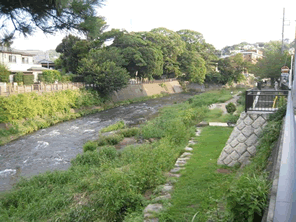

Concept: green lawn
[[159, 126, 235, 222]]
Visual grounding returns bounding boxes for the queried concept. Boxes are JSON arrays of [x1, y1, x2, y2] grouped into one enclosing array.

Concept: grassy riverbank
[[158, 107, 285, 221], [0, 89, 241, 221], [0, 89, 169, 145]]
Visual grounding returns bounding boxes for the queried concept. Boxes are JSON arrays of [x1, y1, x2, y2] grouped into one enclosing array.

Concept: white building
[[0, 47, 48, 82]]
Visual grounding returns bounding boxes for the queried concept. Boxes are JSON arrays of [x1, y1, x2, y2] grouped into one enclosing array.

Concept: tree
[[56, 35, 82, 73], [111, 33, 163, 79], [251, 41, 291, 81], [78, 16, 108, 40], [177, 29, 217, 81], [0, 63, 10, 82], [150, 28, 186, 76], [0, 0, 105, 44], [78, 58, 129, 96], [218, 54, 248, 84], [178, 50, 206, 83]]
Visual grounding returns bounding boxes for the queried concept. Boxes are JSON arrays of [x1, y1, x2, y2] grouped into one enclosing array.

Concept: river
[[0, 93, 195, 192]]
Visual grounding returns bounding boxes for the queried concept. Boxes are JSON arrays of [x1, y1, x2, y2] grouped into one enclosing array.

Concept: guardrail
[[273, 51, 296, 221], [273, 91, 296, 221], [245, 90, 288, 112]]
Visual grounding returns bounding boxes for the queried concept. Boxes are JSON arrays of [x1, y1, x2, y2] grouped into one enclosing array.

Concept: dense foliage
[[39, 70, 62, 83], [0, 63, 10, 82], [56, 27, 219, 91], [250, 41, 292, 82], [23, 74, 34, 85], [13, 72, 24, 83], [0, 89, 101, 123]]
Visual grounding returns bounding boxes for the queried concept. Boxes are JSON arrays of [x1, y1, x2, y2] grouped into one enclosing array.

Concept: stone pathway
[[143, 127, 202, 222], [209, 92, 241, 114]]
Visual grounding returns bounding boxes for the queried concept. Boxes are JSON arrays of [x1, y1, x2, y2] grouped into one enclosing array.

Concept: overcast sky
[[11, 0, 296, 51]]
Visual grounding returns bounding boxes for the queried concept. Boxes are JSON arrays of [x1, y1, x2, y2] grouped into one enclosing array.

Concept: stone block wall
[[217, 112, 270, 167]]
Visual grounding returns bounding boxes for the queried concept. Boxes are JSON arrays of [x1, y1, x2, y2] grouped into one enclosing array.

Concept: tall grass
[[0, 89, 239, 221]]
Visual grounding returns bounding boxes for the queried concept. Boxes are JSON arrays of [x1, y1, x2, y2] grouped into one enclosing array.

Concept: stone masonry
[[217, 112, 270, 167]]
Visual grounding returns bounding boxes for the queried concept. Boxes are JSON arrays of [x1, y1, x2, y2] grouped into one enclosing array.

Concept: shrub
[[14, 72, 24, 83], [227, 114, 239, 124], [227, 174, 270, 221], [60, 75, 72, 83], [97, 134, 124, 146], [72, 146, 117, 167], [226, 102, 236, 114], [23, 74, 34, 85], [0, 63, 10, 82], [100, 120, 125, 133], [118, 127, 140, 137], [40, 70, 61, 83], [83, 141, 98, 152]]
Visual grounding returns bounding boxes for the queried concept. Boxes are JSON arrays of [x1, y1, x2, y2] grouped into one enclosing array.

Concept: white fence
[[0, 82, 85, 96]]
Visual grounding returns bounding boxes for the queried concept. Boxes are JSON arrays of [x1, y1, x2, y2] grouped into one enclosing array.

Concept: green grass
[[159, 126, 234, 222], [0, 88, 255, 221], [100, 120, 125, 133]]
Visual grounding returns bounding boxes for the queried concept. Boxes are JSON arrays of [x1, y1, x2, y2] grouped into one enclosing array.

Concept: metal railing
[[245, 90, 288, 112], [273, 50, 296, 221], [273, 91, 296, 221]]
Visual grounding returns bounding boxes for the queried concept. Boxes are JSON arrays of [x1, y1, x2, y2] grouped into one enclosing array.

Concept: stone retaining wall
[[217, 112, 270, 167]]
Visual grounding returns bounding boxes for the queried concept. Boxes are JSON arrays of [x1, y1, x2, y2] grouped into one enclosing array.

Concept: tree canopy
[[217, 54, 249, 84], [250, 41, 292, 81], [55, 27, 227, 95], [0, 0, 105, 44]]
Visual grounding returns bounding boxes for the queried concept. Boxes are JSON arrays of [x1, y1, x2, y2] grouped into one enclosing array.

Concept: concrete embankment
[[111, 81, 183, 102]]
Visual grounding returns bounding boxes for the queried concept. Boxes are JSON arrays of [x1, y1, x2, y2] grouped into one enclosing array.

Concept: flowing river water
[[0, 93, 195, 192]]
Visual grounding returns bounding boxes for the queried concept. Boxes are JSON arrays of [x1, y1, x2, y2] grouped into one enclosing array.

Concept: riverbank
[[0, 89, 244, 221], [0, 89, 171, 146]]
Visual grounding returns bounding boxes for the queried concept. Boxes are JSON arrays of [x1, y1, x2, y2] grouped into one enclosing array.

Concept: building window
[[9, 55, 16, 63], [22, 57, 29, 64]]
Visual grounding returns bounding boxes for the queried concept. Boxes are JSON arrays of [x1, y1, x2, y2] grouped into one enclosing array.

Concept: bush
[[0, 63, 10, 82], [227, 174, 270, 221], [83, 141, 98, 152], [14, 72, 24, 83], [226, 102, 236, 114], [97, 134, 124, 146], [0, 89, 102, 123], [23, 74, 34, 85], [227, 114, 239, 124], [118, 127, 140, 137], [100, 120, 125, 133], [39, 70, 61, 83]]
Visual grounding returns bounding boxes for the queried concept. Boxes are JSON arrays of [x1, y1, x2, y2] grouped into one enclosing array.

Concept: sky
[[11, 0, 296, 52]]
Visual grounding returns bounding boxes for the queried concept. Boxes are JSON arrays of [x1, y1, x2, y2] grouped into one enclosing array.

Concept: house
[[37, 59, 55, 69], [0, 46, 48, 82], [220, 49, 263, 64]]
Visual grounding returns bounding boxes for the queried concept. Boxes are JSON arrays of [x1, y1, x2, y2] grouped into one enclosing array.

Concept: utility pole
[[281, 8, 285, 54], [281, 8, 290, 54]]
